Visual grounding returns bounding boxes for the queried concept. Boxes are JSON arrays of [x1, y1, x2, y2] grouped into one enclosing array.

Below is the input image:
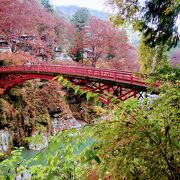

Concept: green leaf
[[66, 82, 72, 90], [93, 155, 101, 164], [58, 76, 64, 82], [62, 79, 69, 86], [79, 90, 87, 96], [74, 86, 80, 94], [86, 92, 93, 101]]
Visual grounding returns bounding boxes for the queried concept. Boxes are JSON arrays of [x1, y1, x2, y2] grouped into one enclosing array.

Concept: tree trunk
[[150, 56, 157, 73]]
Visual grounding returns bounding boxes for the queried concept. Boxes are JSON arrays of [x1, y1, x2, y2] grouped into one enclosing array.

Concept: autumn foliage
[[0, 0, 74, 64], [70, 16, 139, 70], [0, 0, 55, 38], [0, 1, 43, 37], [0, 0, 139, 71], [0, 51, 39, 65]]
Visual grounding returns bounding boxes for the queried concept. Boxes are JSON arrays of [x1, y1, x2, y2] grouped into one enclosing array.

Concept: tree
[[70, 8, 90, 63], [0, 0, 55, 38], [108, 0, 180, 50], [40, 0, 54, 13], [0, 0, 52, 61], [69, 30, 85, 62], [110, 46, 140, 71], [107, 0, 180, 73], [0, 51, 39, 65], [138, 36, 168, 73], [71, 8, 90, 32], [54, 19, 75, 54], [95, 81, 180, 178], [83, 17, 111, 66], [0, 0, 74, 62], [83, 17, 133, 67]]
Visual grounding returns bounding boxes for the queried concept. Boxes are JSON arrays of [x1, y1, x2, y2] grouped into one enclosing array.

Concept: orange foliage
[[0, 0, 55, 38], [0, 52, 39, 65]]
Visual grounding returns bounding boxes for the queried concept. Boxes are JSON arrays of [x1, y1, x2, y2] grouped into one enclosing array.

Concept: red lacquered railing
[[0, 65, 147, 87]]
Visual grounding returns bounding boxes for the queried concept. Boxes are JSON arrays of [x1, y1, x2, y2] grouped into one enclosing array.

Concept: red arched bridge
[[0, 65, 149, 104]]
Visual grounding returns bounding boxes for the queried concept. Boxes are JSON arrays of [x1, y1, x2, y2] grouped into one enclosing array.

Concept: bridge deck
[[0, 65, 147, 91]]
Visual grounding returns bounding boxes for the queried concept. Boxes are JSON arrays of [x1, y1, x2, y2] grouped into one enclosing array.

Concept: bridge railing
[[0, 65, 146, 86]]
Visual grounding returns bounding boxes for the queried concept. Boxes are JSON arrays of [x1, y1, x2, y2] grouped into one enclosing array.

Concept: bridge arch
[[0, 73, 54, 91], [0, 65, 149, 104]]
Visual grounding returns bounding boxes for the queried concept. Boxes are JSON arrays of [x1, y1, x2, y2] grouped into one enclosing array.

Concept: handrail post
[[114, 71, 117, 81], [130, 75, 133, 84]]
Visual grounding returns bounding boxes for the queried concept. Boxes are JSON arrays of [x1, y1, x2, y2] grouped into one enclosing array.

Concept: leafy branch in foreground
[[55, 76, 107, 106], [0, 128, 100, 179], [92, 71, 180, 179]]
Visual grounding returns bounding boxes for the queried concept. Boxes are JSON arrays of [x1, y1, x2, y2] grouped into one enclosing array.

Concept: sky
[[51, 0, 108, 11]]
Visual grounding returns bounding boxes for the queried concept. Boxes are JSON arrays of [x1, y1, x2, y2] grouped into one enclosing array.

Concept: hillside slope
[[55, 5, 108, 20]]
